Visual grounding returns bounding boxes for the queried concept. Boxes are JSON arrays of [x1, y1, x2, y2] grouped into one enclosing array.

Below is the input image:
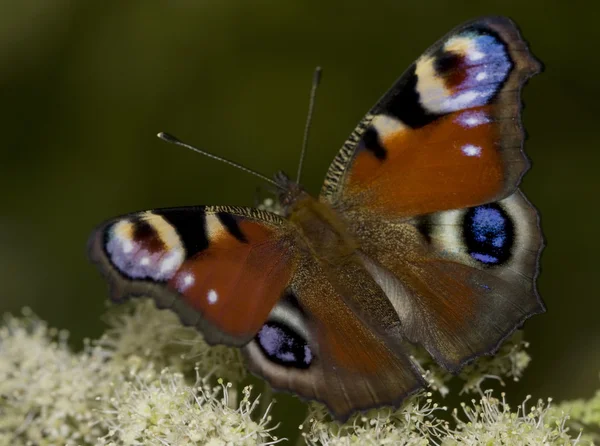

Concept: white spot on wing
[[159, 249, 184, 276], [476, 72, 487, 81], [175, 271, 195, 292], [182, 273, 195, 289], [443, 90, 481, 110], [456, 111, 490, 128], [469, 50, 485, 61], [122, 240, 134, 254], [207, 289, 218, 304], [140, 256, 150, 266], [462, 144, 482, 157], [183, 273, 194, 287]]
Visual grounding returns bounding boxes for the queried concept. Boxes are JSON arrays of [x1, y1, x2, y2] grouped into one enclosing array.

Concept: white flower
[[0, 302, 592, 445], [98, 299, 245, 383], [0, 306, 275, 445], [0, 310, 106, 445], [300, 391, 582, 445], [443, 391, 581, 445], [98, 372, 281, 446], [300, 393, 447, 445]]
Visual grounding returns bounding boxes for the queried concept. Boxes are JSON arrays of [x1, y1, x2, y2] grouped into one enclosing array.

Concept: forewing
[[320, 16, 541, 217], [89, 206, 295, 346]]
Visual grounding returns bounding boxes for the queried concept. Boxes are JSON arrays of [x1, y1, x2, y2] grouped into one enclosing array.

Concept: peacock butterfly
[[89, 16, 545, 420]]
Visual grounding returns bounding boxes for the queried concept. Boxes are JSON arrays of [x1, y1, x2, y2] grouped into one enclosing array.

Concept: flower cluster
[[0, 305, 274, 445], [0, 302, 596, 445], [302, 391, 583, 446], [300, 393, 447, 445]]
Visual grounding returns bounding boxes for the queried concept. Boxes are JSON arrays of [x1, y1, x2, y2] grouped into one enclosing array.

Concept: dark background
[[2, 0, 597, 424]]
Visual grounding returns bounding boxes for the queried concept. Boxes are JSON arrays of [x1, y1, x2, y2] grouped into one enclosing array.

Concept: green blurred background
[[1, 0, 598, 431]]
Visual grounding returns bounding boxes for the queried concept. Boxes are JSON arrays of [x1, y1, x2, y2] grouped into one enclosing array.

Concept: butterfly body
[[288, 195, 357, 261], [90, 16, 544, 420]]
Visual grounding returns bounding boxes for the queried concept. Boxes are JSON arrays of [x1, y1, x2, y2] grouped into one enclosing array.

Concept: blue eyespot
[[256, 322, 312, 369], [463, 204, 514, 266]]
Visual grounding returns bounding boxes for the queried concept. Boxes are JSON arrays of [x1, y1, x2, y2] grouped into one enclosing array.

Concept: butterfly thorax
[[287, 194, 358, 265], [273, 171, 359, 263]]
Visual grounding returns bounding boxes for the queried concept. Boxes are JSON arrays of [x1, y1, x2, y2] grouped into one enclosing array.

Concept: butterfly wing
[[89, 205, 424, 417], [321, 16, 541, 216], [319, 17, 545, 371], [356, 190, 544, 371], [243, 250, 423, 420], [89, 206, 295, 346]]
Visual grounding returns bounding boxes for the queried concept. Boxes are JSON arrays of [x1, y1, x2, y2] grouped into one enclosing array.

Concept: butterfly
[[89, 16, 545, 420]]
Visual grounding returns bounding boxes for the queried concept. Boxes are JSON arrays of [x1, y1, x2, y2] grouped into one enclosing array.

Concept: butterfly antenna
[[296, 66, 322, 183], [157, 132, 284, 190]]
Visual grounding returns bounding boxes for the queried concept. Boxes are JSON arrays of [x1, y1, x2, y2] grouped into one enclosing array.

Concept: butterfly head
[[274, 170, 307, 215]]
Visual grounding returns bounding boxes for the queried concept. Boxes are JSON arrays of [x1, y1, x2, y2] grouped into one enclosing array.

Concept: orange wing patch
[[348, 106, 503, 216], [169, 219, 293, 338]]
